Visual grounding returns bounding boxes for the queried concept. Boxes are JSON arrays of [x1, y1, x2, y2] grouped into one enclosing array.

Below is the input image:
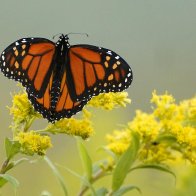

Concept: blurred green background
[[0, 0, 195, 195]]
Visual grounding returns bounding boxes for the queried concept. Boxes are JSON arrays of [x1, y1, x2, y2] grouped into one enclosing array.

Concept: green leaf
[[0, 174, 19, 189], [95, 187, 108, 196], [2, 162, 15, 173], [44, 156, 68, 196], [5, 138, 21, 160], [130, 164, 176, 181], [0, 177, 8, 188], [113, 185, 141, 196], [112, 131, 140, 191], [77, 138, 92, 181]]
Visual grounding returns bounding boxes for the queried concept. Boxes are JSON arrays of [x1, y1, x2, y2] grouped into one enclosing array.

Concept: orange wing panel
[[27, 56, 40, 80], [114, 70, 120, 82], [85, 62, 96, 87], [56, 84, 68, 111], [94, 64, 105, 80], [35, 73, 53, 109], [28, 43, 54, 55], [22, 55, 33, 70], [34, 50, 55, 91], [10, 56, 15, 67], [70, 51, 85, 95], [64, 94, 74, 110], [71, 47, 101, 63]]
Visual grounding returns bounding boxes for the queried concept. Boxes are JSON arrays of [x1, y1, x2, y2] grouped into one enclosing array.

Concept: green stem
[[23, 116, 36, 132], [78, 169, 111, 196], [0, 159, 10, 174]]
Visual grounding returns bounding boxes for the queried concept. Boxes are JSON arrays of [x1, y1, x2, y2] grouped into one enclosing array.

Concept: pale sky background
[[0, 0, 195, 195]]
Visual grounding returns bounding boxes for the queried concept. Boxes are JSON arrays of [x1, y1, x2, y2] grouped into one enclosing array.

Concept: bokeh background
[[0, 0, 195, 195]]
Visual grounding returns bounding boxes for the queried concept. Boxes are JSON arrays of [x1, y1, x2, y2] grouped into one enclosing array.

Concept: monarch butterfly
[[0, 34, 133, 122]]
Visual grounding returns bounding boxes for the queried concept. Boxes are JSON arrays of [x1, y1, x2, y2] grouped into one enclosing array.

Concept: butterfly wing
[[67, 44, 133, 101], [0, 37, 56, 98], [27, 70, 89, 122]]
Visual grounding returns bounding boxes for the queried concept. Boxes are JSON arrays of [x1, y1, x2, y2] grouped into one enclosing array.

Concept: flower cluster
[[8, 90, 131, 156], [106, 91, 196, 164], [88, 92, 131, 110], [9, 92, 40, 124], [45, 110, 93, 139], [15, 131, 52, 155], [106, 130, 131, 155]]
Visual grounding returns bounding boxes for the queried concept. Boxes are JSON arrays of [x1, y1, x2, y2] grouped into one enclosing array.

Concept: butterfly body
[[0, 34, 133, 122]]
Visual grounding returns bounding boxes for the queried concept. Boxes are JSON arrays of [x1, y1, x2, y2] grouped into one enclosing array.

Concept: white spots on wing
[[115, 56, 120, 59], [106, 50, 112, 55], [15, 42, 19, 46], [2, 55, 5, 61], [127, 73, 131, 77], [116, 61, 121, 65], [67, 43, 70, 48], [125, 78, 128, 83]]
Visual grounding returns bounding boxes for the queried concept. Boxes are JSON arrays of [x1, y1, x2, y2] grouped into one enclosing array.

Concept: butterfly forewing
[[67, 45, 133, 101], [0, 38, 56, 98]]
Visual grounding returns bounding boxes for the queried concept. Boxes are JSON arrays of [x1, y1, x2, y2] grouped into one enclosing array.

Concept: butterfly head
[[59, 34, 69, 41], [55, 34, 70, 48]]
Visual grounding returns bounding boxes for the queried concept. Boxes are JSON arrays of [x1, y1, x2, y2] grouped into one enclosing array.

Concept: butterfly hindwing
[[27, 70, 89, 122], [67, 44, 133, 101], [0, 37, 56, 98]]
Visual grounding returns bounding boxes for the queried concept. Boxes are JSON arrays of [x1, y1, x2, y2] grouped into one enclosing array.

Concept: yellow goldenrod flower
[[180, 97, 196, 126], [128, 110, 160, 141], [106, 91, 196, 165], [15, 131, 52, 155], [9, 92, 41, 124], [45, 111, 93, 139], [88, 92, 131, 110], [151, 90, 177, 120], [106, 130, 131, 155], [139, 143, 173, 164]]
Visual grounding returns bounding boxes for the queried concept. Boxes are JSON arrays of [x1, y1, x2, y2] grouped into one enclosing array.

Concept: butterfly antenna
[[52, 33, 63, 39], [66, 32, 89, 38]]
